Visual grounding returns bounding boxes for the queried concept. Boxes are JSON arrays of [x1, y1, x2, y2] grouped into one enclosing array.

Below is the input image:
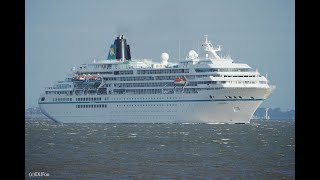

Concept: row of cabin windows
[[109, 87, 224, 95], [210, 95, 252, 99], [109, 80, 262, 88], [226, 81, 257, 84], [195, 68, 249, 73], [109, 97, 183, 100], [112, 81, 227, 88], [137, 69, 189, 74], [224, 75, 255, 77], [53, 84, 72, 89], [46, 91, 71, 95], [73, 96, 185, 101], [72, 74, 262, 83], [119, 76, 154, 81], [52, 95, 250, 103], [224, 96, 244, 99], [73, 96, 185, 102], [101, 74, 262, 82], [78, 69, 189, 76], [116, 104, 179, 107], [104, 76, 185, 81], [76, 97, 102, 101], [114, 82, 175, 88], [53, 98, 72, 102], [76, 104, 107, 108], [114, 89, 163, 94], [196, 75, 221, 78], [102, 74, 260, 83], [114, 70, 134, 75], [111, 111, 180, 113], [105, 76, 174, 82], [98, 72, 113, 74]]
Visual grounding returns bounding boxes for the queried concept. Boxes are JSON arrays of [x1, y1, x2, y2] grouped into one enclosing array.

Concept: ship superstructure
[[38, 35, 275, 123]]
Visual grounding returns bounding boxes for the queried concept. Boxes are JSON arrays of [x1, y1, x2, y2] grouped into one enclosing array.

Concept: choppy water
[[25, 119, 295, 179]]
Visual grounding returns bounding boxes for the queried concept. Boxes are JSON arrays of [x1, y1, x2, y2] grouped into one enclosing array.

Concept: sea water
[[25, 118, 295, 179]]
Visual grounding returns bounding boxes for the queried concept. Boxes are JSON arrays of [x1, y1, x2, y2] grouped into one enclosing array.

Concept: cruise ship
[[38, 35, 275, 123]]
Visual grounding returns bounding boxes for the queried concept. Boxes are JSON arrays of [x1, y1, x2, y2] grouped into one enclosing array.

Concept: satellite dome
[[161, 52, 169, 61], [187, 50, 198, 60]]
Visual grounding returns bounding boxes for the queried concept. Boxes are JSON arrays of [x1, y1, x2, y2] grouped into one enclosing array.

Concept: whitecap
[[67, 133, 77, 135], [180, 132, 189, 135]]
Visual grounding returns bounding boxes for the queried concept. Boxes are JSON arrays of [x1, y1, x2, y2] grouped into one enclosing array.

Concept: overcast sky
[[25, 0, 294, 110]]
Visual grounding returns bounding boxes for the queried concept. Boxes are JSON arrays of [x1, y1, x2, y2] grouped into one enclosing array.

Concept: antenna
[[197, 40, 200, 56], [217, 45, 221, 57], [204, 34, 208, 43], [178, 40, 180, 61]]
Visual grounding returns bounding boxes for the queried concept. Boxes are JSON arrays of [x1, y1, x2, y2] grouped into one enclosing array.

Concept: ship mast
[[202, 35, 221, 59]]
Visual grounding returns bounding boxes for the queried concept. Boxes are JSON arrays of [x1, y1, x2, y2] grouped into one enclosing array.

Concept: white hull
[[39, 87, 273, 124]]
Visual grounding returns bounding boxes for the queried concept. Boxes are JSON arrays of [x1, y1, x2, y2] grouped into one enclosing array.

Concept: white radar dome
[[187, 50, 198, 60], [161, 52, 169, 61]]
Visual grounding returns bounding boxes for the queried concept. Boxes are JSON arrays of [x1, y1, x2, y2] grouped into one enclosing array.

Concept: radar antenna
[[202, 35, 221, 59]]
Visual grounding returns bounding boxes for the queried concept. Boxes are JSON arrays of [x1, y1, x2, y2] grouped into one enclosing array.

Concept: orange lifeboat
[[174, 77, 186, 86]]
